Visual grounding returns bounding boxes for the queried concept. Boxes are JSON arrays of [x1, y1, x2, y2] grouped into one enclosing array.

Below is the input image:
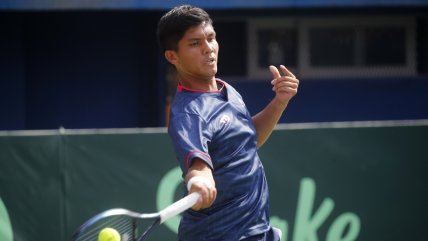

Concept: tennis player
[[158, 5, 299, 241]]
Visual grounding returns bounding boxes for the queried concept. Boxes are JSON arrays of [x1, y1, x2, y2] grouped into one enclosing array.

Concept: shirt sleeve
[[168, 113, 213, 175]]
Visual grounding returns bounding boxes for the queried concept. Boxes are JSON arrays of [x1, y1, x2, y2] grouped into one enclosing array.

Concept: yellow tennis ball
[[98, 228, 120, 241]]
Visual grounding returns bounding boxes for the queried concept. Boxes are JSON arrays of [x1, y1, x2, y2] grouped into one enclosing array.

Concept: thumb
[[269, 65, 281, 79]]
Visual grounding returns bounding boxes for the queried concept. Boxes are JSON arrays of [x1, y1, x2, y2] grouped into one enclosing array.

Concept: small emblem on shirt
[[219, 115, 231, 126]]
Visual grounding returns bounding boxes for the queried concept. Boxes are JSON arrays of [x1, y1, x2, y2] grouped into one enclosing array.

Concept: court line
[[0, 127, 168, 136], [0, 119, 427, 136], [275, 119, 428, 130]]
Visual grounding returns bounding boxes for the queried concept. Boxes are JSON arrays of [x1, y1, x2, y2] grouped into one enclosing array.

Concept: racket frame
[[70, 192, 200, 241]]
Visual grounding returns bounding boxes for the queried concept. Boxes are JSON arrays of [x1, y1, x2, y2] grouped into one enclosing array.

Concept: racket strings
[[75, 215, 135, 241], [137, 219, 160, 241]]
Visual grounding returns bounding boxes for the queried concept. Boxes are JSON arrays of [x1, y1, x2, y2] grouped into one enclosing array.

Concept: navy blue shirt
[[168, 79, 270, 240]]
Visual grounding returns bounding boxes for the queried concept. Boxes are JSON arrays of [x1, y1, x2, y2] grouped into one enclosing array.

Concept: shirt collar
[[177, 79, 226, 93]]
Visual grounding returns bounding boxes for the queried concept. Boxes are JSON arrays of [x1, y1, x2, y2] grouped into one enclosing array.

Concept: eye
[[208, 35, 216, 42], [189, 41, 198, 47]]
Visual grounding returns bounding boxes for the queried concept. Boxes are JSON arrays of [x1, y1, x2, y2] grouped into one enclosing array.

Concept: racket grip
[[159, 192, 200, 223]]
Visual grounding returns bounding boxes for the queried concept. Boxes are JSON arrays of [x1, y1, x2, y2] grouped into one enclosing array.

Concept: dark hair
[[157, 5, 212, 52]]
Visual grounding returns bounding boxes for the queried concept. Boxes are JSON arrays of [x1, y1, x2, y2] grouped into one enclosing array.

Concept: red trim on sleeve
[[186, 151, 212, 169]]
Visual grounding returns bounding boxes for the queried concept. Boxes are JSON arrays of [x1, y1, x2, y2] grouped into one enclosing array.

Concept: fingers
[[269, 65, 299, 99], [269, 65, 297, 85], [189, 181, 217, 211], [269, 65, 281, 79], [280, 65, 295, 78], [270, 66, 299, 91], [271, 78, 299, 92], [270, 65, 295, 79]]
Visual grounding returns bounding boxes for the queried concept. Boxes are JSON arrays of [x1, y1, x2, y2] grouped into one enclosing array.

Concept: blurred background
[[1, 1, 428, 241], [0, 0, 427, 130]]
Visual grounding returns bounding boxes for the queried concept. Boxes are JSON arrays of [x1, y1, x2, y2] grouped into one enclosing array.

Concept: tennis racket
[[70, 192, 200, 241]]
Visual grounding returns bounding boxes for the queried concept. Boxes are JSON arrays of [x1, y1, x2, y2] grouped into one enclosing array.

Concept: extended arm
[[252, 65, 299, 148]]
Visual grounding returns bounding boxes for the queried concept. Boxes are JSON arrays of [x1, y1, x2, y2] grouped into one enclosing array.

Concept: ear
[[164, 50, 179, 65]]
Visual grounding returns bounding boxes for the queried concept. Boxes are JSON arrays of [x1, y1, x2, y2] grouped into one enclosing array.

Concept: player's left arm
[[252, 65, 299, 148]]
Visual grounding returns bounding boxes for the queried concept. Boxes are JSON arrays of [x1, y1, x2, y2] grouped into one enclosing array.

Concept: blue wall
[[232, 77, 428, 123], [1, 11, 427, 130], [0, 11, 164, 130]]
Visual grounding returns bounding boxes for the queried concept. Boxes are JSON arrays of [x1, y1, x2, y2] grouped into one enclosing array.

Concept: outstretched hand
[[269, 65, 299, 105]]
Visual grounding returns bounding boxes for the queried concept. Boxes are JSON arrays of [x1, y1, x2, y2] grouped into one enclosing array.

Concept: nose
[[202, 40, 214, 54]]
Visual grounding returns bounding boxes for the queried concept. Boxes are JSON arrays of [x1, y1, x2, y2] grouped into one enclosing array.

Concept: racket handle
[[159, 192, 200, 223]]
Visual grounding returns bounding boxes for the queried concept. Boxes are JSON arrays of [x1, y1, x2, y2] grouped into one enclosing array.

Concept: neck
[[179, 75, 218, 91]]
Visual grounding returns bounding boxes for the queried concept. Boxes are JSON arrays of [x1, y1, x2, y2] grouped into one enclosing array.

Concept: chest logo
[[219, 114, 231, 126]]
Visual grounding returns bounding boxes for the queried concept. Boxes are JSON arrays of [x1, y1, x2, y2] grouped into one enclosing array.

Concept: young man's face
[[167, 22, 219, 82]]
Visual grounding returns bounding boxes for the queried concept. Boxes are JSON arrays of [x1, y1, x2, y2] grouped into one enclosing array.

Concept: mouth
[[206, 57, 216, 65]]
